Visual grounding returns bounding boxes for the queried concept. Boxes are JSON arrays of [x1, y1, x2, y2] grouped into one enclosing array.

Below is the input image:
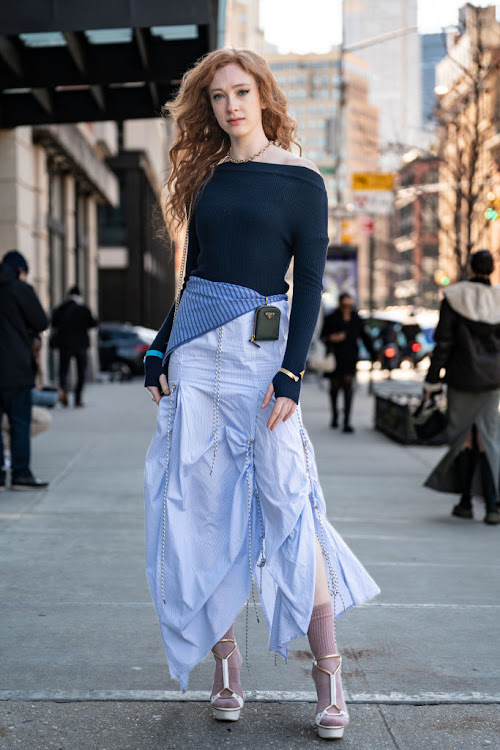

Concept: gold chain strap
[[173, 196, 194, 324]]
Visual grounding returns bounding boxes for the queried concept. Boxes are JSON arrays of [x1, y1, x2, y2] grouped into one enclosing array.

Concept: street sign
[[360, 216, 375, 235], [352, 173, 394, 191], [353, 191, 393, 216]]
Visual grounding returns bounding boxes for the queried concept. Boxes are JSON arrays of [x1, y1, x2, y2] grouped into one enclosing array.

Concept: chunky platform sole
[[210, 638, 244, 722], [313, 655, 349, 741], [317, 724, 345, 739], [212, 706, 242, 721]]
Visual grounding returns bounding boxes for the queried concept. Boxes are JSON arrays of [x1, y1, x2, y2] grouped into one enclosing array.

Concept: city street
[[0, 376, 499, 749]]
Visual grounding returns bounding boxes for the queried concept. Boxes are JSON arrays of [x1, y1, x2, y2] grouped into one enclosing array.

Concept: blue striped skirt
[[144, 287, 380, 691]]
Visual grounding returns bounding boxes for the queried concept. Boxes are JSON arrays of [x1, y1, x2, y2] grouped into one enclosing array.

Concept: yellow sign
[[352, 173, 394, 191]]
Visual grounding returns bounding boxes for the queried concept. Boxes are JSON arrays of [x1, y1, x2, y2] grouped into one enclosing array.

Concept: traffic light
[[434, 269, 450, 286], [485, 192, 500, 222]]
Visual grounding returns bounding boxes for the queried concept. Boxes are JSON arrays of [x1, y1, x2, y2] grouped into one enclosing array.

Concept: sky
[[259, 1, 500, 54]]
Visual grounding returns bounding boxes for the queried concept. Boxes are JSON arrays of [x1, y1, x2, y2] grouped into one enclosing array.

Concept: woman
[[144, 48, 379, 740], [320, 294, 376, 432], [424, 250, 500, 525]]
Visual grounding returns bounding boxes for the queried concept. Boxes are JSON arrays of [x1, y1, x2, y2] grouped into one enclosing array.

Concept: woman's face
[[209, 63, 266, 138]]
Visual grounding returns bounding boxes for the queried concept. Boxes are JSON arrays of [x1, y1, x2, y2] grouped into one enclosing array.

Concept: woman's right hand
[[329, 332, 346, 343], [144, 356, 170, 404]]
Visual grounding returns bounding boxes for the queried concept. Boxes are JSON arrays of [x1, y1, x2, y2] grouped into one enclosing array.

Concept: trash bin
[[374, 387, 446, 445]]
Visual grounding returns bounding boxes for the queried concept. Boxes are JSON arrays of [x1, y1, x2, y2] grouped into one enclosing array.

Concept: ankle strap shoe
[[210, 638, 244, 721], [313, 654, 349, 739]]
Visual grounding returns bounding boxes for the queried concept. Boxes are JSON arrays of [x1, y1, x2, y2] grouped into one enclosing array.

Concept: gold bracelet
[[279, 367, 305, 382]]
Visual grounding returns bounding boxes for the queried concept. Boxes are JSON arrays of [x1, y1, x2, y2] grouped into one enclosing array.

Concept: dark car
[[98, 323, 157, 378], [358, 313, 436, 370]]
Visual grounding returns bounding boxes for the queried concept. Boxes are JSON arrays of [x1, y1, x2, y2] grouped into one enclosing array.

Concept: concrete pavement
[[0, 375, 499, 749]]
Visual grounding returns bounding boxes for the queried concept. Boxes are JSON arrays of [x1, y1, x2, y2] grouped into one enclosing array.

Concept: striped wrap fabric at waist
[[163, 276, 288, 365]]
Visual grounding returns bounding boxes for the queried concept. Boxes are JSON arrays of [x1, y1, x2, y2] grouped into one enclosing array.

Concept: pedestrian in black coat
[[423, 250, 500, 524], [0, 250, 49, 490], [51, 286, 97, 407], [320, 294, 376, 432]]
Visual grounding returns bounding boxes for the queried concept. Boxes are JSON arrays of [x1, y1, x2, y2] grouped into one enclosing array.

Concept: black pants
[[329, 374, 354, 427], [59, 348, 87, 403], [0, 388, 32, 480]]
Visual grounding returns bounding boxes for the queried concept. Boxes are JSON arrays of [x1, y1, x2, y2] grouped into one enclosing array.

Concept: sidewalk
[[0, 376, 499, 749]]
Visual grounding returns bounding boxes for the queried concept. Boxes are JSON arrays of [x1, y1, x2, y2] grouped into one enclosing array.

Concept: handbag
[[413, 392, 448, 440], [309, 337, 336, 374], [249, 302, 281, 346]]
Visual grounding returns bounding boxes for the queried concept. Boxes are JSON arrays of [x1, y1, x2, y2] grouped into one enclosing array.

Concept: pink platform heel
[[313, 654, 350, 739], [210, 638, 244, 721]]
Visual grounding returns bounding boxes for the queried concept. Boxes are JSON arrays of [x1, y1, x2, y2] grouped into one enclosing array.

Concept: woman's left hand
[[261, 384, 297, 430]]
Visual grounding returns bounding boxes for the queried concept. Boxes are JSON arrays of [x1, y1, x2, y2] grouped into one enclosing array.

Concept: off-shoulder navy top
[[149, 160, 329, 402]]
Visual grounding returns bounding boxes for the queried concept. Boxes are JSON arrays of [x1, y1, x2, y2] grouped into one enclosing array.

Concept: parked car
[[98, 323, 157, 378], [359, 311, 437, 371]]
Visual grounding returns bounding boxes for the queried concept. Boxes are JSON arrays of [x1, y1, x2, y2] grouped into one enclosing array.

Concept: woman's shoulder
[[266, 149, 321, 175]]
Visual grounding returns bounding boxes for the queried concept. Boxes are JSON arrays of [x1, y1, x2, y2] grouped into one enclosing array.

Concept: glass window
[[98, 173, 127, 247]]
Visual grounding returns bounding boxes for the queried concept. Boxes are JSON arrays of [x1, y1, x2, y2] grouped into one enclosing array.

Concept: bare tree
[[436, 6, 499, 280]]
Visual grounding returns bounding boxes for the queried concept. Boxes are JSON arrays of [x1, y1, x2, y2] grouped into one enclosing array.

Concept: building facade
[[435, 3, 500, 284], [97, 119, 171, 329], [421, 33, 446, 144], [0, 123, 119, 379], [224, 0, 275, 54], [265, 49, 379, 306], [344, 0, 422, 168], [392, 154, 440, 308]]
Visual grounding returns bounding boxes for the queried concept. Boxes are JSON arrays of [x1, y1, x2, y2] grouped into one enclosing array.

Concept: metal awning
[[0, 1, 218, 127]]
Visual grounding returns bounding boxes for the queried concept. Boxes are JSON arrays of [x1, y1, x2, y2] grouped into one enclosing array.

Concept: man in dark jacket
[[320, 293, 376, 432], [0, 250, 49, 490], [51, 286, 97, 407]]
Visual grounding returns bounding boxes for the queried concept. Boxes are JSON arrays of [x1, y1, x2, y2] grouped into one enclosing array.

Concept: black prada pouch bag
[[249, 304, 281, 346]]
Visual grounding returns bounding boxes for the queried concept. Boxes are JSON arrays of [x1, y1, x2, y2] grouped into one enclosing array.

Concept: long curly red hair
[[162, 47, 301, 237]]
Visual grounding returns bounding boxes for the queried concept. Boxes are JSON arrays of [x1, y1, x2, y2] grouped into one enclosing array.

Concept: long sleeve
[[425, 298, 456, 386], [320, 311, 341, 354], [272, 178, 329, 403], [19, 283, 49, 334], [148, 211, 201, 355]]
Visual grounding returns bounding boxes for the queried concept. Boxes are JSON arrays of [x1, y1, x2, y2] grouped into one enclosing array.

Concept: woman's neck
[[229, 132, 270, 162]]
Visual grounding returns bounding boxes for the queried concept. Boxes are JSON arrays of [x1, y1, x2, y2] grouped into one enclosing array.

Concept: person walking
[[144, 48, 379, 740], [50, 286, 97, 407], [423, 250, 500, 525], [320, 294, 376, 432], [0, 250, 49, 490]]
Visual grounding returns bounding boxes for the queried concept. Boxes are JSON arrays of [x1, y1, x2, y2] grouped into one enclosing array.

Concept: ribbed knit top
[[149, 160, 329, 401]]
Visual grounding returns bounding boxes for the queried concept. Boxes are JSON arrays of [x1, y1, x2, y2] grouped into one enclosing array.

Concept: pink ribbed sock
[[211, 624, 243, 709], [307, 602, 349, 728]]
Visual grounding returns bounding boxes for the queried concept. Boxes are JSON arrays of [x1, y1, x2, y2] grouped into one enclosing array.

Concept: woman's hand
[[261, 383, 297, 430], [146, 375, 170, 406], [144, 355, 170, 405], [329, 332, 346, 343]]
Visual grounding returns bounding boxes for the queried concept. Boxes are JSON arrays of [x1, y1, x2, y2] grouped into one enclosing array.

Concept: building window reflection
[[47, 169, 66, 310]]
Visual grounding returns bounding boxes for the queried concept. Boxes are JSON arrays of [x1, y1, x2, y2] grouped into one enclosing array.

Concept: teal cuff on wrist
[[145, 349, 164, 359]]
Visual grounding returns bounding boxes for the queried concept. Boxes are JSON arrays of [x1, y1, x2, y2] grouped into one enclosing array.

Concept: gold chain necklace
[[227, 140, 272, 164]]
